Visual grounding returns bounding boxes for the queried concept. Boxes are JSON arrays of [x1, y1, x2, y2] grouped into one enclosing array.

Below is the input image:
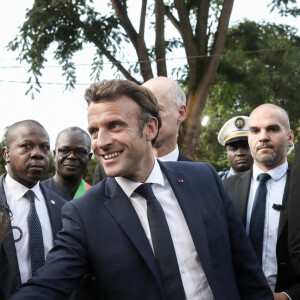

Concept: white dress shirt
[[3, 174, 54, 283], [157, 144, 179, 162], [246, 162, 288, 292], [116, 158, 214, 300]]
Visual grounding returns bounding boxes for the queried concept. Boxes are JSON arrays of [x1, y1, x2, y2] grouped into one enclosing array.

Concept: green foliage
[[197, 20, 300, 169], [269, 0, 300, 17], [84, 156, 98, 185], [8, 0, 122, 96]]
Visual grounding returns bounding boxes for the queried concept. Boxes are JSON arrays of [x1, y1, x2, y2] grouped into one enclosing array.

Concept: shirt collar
[[157, 144, 179, 162], [5, 173, 42, 201], [253, 161, 288, 182], [115, 158, 164, 198]]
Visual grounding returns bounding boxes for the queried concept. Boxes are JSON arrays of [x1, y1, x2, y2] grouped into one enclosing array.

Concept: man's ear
[[177, 105, 187, 124], [2, 147, 10, 163], [53, 149, 57, 158], [145, 117, 159, 142], [287, 129, 294, 146]]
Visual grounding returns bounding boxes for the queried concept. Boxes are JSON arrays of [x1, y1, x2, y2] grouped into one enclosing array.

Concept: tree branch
[[111, 0, 153, 80], [196, 0, 210, 55], [155, 0, 167, 76], [64, 10, 139, 83], [139, 0, 147, 38]]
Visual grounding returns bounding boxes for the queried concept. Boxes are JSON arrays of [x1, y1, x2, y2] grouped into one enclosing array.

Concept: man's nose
[[258, 130, 270, 142], [31, 146, 45, 158], [96, 129, 113, 149], [236, 147, 246, 156]]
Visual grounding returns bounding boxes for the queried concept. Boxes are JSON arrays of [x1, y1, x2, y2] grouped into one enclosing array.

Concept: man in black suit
[[10, 80, 272, 300], [142, 76, 191, 162], [223, 104, 299, 300], [289, 125, 300, 274], [0, 120, 66, 299], [92, 77, 191, 185]]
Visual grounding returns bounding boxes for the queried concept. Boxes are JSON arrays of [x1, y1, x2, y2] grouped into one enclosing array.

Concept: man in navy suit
[[10, 80, 272, 300], [92, 76, 191, 185], [0, 120, 66, 299]]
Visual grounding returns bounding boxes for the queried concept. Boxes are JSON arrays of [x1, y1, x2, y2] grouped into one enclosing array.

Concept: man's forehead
[[12, 124, 48, 140], [88, 99, 139, 120]]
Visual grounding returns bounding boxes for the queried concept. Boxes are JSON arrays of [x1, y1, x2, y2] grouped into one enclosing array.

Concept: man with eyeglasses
[[42, 127, 92, 201]]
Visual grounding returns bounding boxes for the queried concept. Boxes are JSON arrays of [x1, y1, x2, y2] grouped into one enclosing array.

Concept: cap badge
[[235, 117, 245, 129]]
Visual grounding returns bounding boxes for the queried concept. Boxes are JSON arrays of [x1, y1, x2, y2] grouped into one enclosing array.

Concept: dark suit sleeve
[[92, 164, 107, 185], [206, 164, 273, 299], [10, 202, 89, 300], [289, 140, 300, 275]]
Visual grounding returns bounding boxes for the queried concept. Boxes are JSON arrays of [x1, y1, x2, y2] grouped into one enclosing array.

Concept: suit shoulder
[[41, 184, 67, 206], [162, 160, 215, 174], [223, 170, 251, 186]]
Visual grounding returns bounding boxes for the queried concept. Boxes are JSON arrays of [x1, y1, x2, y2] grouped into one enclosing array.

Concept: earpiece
[[287, 142, 294, 155]]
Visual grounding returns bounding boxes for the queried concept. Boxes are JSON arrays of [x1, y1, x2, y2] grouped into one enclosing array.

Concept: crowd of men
[[0, 77, 299, 300]]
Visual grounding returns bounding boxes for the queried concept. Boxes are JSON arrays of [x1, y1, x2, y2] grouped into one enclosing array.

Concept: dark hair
[[55, 127, 91, 150], [5, 120, 47, 148], [85, 80, 162, 143]]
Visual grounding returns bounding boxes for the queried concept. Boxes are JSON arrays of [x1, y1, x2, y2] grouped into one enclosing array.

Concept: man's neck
[[53, 173, 82, 191], [153, 143, 177, 158]]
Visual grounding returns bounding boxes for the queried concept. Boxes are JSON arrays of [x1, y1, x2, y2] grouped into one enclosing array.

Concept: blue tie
[[135, 183, 185, 300], [249, 173, 271, 265], [25, 190, 45, 277]]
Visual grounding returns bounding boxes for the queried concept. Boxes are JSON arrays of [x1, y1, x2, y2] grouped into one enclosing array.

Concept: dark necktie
[[249, 173, 271, 265], [135, 183, 185, 300], [25, 190, 45, 277]]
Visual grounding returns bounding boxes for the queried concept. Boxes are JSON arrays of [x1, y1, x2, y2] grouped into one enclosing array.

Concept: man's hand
[[273, 292, 289, 300]]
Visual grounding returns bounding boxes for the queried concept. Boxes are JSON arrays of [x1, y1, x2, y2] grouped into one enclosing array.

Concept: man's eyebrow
[[267, 124, 280, 129]]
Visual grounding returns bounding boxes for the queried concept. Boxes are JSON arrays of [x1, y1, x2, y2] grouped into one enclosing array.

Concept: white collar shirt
[[157, 144, 179, 162], [3, 174, 54, 283], [246, 162, 288, 292], [115, 158, 214, 300]]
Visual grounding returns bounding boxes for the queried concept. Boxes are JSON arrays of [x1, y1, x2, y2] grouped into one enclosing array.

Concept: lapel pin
[[51, 200, 56, 205], [178, 179, 184, 183]]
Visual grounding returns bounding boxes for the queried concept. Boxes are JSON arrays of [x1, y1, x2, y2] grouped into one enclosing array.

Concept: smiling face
[[248, 104, 294, 171], [54, 130, 92, 181], [88, 96, 158, 182], [3, 123, 50, 188]]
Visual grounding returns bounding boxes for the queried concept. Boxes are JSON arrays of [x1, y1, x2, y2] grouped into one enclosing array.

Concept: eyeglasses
[[57, 147, 89, 159]]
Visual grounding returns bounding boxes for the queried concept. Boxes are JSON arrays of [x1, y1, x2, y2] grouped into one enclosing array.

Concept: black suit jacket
[[92, 149, 192, 185], [177, 150, 192, 162], [10, 161, 272, 300], [289, 140, 300, 274], [223, 168, 300, 299], [0, 173, 66, 300]]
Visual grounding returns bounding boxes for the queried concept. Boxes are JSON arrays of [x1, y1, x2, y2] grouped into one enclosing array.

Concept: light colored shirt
[[3, 174, 54, 283], [116, 158, 214, 300], [246, 162, 288, 292], [157, 144, 179, 162]]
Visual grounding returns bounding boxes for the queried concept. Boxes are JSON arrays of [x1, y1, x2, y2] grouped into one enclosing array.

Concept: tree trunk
[[180, 0, 235, 160]]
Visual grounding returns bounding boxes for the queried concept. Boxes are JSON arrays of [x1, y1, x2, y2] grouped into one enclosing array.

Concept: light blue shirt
[[246, 162, 288, 293]]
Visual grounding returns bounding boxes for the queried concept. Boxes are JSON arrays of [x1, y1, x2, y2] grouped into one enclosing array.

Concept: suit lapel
[[158, 161, 215, 289], [40, 185, 62, 238], [0, 174, 21, 285], [103, 178, 164, 293], [277, 167, 290, 238], [234, 170, 252, 225]]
